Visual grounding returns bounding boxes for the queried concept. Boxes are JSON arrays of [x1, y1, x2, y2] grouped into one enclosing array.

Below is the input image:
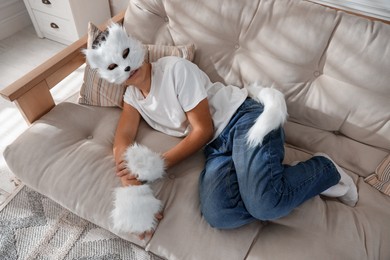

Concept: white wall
[[0, 0, 32, 40], [308, 0, 390, 21]]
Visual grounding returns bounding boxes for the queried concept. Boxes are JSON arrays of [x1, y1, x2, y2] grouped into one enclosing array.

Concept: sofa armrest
[[0, 11, 125, 124], [0, 38, 86, 124]]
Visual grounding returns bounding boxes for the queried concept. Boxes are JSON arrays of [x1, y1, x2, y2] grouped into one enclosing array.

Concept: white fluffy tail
[[246, 83, 288, 147]]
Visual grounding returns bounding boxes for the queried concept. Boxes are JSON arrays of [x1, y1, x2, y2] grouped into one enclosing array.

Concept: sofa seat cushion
[[3, 102, 260, 259], [246, 181, 390, 260], [5, 102, 390, 259]]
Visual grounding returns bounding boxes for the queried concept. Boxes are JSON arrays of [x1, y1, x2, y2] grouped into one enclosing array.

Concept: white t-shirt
[[124, 56, 248, 139]]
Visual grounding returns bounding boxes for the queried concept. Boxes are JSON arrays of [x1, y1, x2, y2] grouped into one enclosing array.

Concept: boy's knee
[[200, 200, 226, 229], [246, 199, 292, 221], [200, 191, 251, 229], [201, 202, 255, 229]]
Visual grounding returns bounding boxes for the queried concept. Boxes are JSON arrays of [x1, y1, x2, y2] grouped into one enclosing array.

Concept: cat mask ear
[[82, 23, 109, 69]]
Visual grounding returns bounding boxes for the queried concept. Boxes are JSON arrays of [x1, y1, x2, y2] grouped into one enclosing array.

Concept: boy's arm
[[113, 102, 141, 185], [162, 98, 214, 169]]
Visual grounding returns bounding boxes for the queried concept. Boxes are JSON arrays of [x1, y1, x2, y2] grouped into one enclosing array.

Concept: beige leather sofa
[[2, 0, 390, 259]]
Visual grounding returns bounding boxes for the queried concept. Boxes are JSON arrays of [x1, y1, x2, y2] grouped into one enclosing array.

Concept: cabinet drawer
[[34, 10, 78, 42], [28, 0, 72, 19]]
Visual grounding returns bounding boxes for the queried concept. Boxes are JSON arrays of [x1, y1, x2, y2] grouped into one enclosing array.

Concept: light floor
[[0, 25, 83, 210]]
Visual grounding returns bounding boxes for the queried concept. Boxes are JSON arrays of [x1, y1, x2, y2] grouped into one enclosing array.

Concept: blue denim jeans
[[199, 98, 340, 229]]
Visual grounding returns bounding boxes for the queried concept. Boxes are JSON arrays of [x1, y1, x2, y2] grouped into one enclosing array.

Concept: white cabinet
[[23, 0, 111, 45]]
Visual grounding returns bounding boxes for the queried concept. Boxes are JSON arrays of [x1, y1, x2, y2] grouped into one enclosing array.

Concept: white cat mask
[[83, 23, 145, 84]]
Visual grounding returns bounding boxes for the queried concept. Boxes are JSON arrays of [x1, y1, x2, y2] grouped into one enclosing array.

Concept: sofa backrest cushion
[[123, 0, 390, 176]]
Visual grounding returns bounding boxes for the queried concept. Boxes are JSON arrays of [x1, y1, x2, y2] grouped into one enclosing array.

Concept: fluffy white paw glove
[[124, 143, 165, 182], [111, 185, 162, 234], [111, 143, 165, 235]]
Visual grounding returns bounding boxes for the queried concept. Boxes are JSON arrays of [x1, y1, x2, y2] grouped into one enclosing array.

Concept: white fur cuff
[[111, 185, 162, 234], [124, 143, 165, 182]]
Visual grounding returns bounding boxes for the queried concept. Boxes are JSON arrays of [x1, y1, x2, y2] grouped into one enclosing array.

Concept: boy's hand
[[120, 174, 142, 186], [137, 212, 164, 240], [116, 159, 131, 177], [116, 160, 142, 186]]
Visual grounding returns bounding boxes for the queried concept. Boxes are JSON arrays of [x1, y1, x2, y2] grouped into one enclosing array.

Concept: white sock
[[315, 153, 358, 207]]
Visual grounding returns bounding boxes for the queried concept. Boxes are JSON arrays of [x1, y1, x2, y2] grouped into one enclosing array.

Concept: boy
[[113, 56, 358, 229]]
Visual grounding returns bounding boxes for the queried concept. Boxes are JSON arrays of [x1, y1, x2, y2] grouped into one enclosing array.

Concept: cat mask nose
[[125, 66, 131, 72]]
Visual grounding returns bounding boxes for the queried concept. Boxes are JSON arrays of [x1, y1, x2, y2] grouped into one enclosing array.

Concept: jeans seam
[[226, 159, 236, 207], [267, 130, 282, 195], [267, 129, 322, 196], [270, 154, 336, 197], [289, 163, 337, 195]]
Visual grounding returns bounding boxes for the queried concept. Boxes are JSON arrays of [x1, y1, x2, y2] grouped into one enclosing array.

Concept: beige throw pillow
[[79, 22, 195, 108], [365, 154, 390, 196]]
